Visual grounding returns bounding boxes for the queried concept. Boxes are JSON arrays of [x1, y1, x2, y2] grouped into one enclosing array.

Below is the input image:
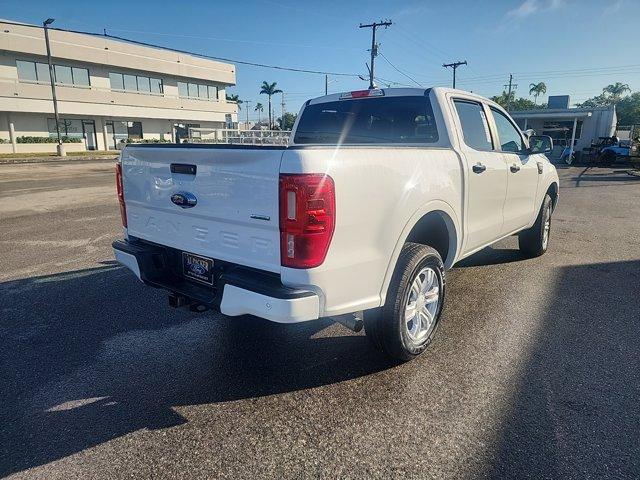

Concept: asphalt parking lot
[[1, 160, 639, 479]]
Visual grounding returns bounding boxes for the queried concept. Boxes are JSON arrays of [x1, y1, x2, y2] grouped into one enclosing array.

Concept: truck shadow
[[488, 259, 640, 478], [455, 246, 526, 268], [0, 264, 393, 476]]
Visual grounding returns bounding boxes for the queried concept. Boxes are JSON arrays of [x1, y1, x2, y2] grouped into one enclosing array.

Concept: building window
[[36, 63, 51, 83], [17, 60, 89, 87], [109, 72, 124, 90], [54, 65, 73, 85], [127, 121, 143, 139], [16, 60, 37, 81], [123, 74, 137, 91], [137, 76, 151, 93], [110, 72, 163, 94], [177, 81, 219, 100], [71, 67, 90, 86], [150, 78, 162, 94], [47, 118, 83, 138]]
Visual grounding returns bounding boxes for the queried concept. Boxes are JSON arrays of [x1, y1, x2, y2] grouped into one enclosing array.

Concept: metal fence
[[188, 128, 291, 146]]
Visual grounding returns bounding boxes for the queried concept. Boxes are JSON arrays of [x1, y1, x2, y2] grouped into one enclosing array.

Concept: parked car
[[113, 87, 558, 361]]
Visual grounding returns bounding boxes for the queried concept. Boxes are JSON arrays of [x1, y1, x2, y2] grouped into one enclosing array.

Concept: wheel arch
[[546, 181, 559, 210], [379, 201, 460, 304]]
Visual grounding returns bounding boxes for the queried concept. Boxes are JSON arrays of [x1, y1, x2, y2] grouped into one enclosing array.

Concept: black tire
[[364, 243, 445, 362], [518, 194, 553, 258], [598, 150, 616, 167]]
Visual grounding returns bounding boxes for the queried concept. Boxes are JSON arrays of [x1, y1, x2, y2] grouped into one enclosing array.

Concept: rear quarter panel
[[280, 146, 463, 317]]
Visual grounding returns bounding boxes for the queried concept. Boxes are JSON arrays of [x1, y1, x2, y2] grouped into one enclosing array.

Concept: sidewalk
[[0, 151, 119, 165]]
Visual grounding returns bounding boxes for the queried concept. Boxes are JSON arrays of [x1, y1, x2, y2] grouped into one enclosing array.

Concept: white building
[[0, 19, 238, 153], [511, 95, 617, 160]]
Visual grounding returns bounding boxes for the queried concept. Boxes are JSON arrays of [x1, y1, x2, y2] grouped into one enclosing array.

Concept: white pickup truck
[[113, 87, 558, 361]]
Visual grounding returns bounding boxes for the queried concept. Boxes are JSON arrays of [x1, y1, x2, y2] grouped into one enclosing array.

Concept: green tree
[[576, 93, 611, 108], [226, 94, 243, 110], [577, 83, 632, 108], [490, 91, 538, 111], [616, 92, 640, 125], [277, 112, 297, 130], [254, 102, 264, 124], [603, 82, 631, 105], [259, 81, 282, 129], [528, 82, 547, 105]]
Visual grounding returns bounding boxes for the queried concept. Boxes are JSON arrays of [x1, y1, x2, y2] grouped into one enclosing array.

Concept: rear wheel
[[364, 243, 445, 362], [518, 194, 553, 257], [598, 150, 616, 167]]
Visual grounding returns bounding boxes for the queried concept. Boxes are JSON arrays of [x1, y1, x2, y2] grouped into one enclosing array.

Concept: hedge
[[123, 138, 171, 144], [16, 136, 83, 144]]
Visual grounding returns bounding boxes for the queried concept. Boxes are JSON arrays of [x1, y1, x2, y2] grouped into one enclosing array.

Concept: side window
[[453, 100, 493, 151], [491, 108, 524, 153]]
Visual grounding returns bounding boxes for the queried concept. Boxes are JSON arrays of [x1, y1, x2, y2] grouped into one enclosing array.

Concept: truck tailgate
[[121, 146, 284, 273]]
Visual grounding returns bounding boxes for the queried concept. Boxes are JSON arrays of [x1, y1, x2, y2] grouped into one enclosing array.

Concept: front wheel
[[364, 243, 445, 362], [518, 194, 553, 257]]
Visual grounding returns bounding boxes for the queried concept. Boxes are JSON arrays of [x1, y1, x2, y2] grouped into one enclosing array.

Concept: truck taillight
[[279, 174, 335, 268], [115, 163, 127, 228]]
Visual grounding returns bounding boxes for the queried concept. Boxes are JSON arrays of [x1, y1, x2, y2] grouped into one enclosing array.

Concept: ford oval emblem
[[171, 192, 197, 208]]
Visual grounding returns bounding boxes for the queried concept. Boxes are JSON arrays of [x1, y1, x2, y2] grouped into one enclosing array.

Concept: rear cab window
[[452, 99, 494, 152], [294, 95, 439, 145]]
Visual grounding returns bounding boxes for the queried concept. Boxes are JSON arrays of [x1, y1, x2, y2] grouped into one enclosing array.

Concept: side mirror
[[529, 135, 553, 154]]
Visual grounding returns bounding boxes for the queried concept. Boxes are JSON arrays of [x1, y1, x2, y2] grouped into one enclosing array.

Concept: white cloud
[[508, 0, 540, 18], [604, 0, 624, 14], [507, 0, 565, 19], [393, 3, 430, 19]]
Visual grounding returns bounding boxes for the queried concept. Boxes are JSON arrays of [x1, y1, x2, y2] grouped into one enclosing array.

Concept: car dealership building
[[0, 19, 237, 153]]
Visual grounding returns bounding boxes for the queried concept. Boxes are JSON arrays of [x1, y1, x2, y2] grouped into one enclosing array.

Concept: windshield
[[294, 95, 439, 145]]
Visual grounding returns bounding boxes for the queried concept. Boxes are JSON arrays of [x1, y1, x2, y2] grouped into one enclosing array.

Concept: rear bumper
[[112, 239, 319, 323]]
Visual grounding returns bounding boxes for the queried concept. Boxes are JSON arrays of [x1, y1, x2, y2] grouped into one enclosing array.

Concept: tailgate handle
[[171, 163, 197, 175]]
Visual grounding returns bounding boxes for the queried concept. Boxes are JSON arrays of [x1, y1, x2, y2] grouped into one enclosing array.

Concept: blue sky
[[3, 0, 639, 121]]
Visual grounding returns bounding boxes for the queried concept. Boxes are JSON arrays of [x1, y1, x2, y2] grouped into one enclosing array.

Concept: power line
[[98, 27, 360, 51], [378, 52, 422, 87], [0, 19, 362, 78]]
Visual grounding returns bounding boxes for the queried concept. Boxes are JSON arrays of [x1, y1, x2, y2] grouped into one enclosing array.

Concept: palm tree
[[254, 102, 264, 124], [603, 82, 630, 105], [226, 94, 243, 110], [259, 81, 282, 129], [528, 82, 547, 105]]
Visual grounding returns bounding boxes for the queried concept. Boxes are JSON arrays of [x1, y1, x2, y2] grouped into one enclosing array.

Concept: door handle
[[510, 164, 521, 173], [472, 163, 486, 174]]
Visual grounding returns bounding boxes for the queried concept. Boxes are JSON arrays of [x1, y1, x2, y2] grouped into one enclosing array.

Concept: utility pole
[[43, 18, 65, 156], [280, 93, 285, 129], [442, 60, 467, 89], [504, 74, 518, 112], [325, 74, 328, 95], [243, 100, 252, 129], [359, 19, 392, 89]]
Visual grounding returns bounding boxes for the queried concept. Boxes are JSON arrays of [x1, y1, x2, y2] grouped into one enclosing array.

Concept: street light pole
[[43, 18, 65, 156], [243, 100, 252, 128]]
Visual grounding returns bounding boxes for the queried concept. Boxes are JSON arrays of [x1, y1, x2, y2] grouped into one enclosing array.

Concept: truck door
[[488, 107, 539, 234], [451, 99, 508, 253]]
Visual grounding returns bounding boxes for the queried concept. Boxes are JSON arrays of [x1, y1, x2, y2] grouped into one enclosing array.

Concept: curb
[[0, 155, 119, 165]]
